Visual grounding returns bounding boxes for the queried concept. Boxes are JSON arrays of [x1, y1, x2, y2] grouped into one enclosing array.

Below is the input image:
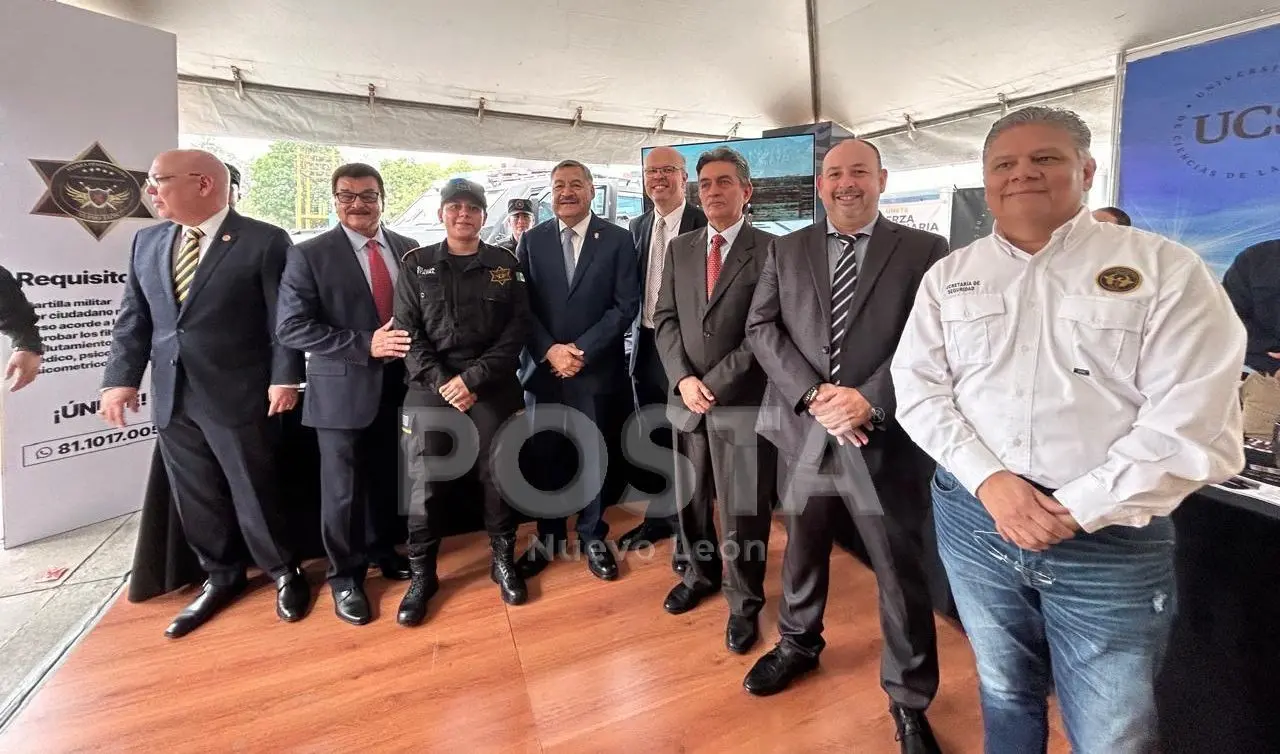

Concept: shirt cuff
[[1054, 473, 1126, 534], [948, 440, 1007, 499], [271, 384, 301, 389]]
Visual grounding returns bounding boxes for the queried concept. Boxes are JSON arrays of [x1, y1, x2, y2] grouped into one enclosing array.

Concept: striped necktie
[[829, 232, 865, 384], [173, 227, 204, 304]]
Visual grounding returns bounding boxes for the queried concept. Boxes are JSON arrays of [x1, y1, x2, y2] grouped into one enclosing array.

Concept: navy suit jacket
[[275, 224, 419, 429], [517, 213, 640, 397], [102, 210, 304, 428]]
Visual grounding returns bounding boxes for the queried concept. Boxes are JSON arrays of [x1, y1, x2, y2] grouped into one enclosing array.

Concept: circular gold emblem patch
[[1096, 266, 1142, 294]]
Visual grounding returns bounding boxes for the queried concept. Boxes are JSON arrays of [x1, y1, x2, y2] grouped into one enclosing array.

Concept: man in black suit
[[653, 147, 777, 654], [0, 265, 43, 392], [100, 149, 310, 638], [275, 163, 416, 625], [744, 140, 946, 754], [617, 146, 708, 558], [516, 159, 641, 581]]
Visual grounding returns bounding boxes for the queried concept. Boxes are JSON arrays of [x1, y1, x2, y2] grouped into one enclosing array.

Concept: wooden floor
[[3, 510, 1068, 753]]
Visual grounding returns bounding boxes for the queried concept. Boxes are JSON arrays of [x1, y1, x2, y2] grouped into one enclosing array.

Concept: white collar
[[342, 223, 388, 252], [182, 204, 231, 239], [557, 212, 594, 238], [706, 215, 746, 251]]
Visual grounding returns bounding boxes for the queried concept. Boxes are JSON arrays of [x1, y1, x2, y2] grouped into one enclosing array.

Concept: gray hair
[[552, 159, 593, 184], [983, 106, 1092, 160], [696, 147, 751, 185]]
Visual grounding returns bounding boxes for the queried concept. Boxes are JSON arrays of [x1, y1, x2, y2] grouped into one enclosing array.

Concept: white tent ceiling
[[59, 0, 1280, 163]]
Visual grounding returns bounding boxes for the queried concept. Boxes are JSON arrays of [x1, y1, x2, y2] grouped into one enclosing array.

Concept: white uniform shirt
[[890, 207, 1246, 532]]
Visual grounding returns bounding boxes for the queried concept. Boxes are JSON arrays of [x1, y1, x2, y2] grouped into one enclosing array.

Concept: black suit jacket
[[628, 204, 708, 377], [517, 214, 640, 397], [1222, 239, 1280, 374], [103, 210, 305, 428], [653, 223, 776, 436], [746, 215, 948, 474], [275, 224, 419, 430]]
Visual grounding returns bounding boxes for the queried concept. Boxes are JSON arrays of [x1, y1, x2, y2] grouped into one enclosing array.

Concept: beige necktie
[[643, 217, 668, 327], [173, 227, 204, 304]]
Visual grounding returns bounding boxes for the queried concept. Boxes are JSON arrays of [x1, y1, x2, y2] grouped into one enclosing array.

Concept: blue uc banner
[[1117, 23, 1280, 277]]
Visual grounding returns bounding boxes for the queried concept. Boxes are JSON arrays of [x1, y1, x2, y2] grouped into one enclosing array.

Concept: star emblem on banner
[[30, 142, 153, 240]]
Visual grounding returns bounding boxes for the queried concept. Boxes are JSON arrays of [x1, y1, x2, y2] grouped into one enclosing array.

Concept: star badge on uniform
[[490, 267, 513, 285]]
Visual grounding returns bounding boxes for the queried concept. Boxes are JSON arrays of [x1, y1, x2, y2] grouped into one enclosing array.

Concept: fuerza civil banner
[[0, 0, 176, 547], [880, 191, 952, 241], [1116, 20, 1280, 276]]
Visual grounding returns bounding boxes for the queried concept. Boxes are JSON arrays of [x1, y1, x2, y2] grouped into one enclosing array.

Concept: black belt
[[1020, 476, 1058, 496]]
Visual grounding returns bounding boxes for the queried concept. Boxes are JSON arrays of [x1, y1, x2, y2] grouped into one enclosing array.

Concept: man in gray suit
[[652, 147, 777, 655], [276, 163, 418, 625], [100, 149, 309, 638], [744, 140, 946, 754]]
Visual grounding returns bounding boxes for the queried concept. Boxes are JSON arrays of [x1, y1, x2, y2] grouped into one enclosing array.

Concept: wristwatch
[[801, 384, 821, 407]]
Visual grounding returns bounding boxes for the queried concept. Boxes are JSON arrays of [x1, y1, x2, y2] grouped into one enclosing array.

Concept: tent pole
[[805, 0, 821, 123]]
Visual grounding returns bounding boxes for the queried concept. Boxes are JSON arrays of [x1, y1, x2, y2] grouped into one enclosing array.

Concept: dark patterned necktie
[[829, 233, 865, 383]]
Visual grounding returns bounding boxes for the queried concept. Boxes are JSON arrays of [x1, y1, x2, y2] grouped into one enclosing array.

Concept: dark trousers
[[676, 426, 776, 618], [631, 327, 678, 526], [527, 386, 614, 544], [777, 458, 940, 710], [403, 389, 520, 552], [156, 380, 294, 586], [314, 363, 406, 588]]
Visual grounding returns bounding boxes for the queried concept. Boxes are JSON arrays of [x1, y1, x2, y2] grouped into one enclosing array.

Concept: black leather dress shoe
[[725, 615, 759, 654], [375, 553, 412, 581], [890, 703, 942, 754], [616, 520, 674, 551], [743, 645, 818, 696], [164, 580, 247, 638], [662, 582, 716, 615], [275, 568, 311, 622], [333, 585, 372, 625], [584, 540, 618, 581]]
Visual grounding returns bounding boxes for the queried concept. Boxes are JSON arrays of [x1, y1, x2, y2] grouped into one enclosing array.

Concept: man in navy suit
[[100, 150, 310, 638], [516, 159, 641, 581], [619, 146, 708, 560], [275, 163, 417, 625]]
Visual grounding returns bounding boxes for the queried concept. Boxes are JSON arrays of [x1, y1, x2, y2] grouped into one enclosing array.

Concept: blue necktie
[[561, 227, 576, 284]]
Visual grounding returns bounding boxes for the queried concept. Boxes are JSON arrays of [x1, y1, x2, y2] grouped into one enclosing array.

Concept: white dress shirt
[[178, 204, 231, 261], [706, 215, 746, 263], [342, 224, 399, 289], [557, 212, 594, 264], [641, 201, 685, 328], [890, 207, 1246, 532]]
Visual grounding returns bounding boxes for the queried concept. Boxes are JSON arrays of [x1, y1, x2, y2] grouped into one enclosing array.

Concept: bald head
[[643, 145, 689, 214], [819, 139, 888, 233], [147, 149, 231, 225]]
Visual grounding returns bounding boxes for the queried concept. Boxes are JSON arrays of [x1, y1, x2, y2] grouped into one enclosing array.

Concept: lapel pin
[[221, 234, 231, 242], [593, 232, 599, 240]]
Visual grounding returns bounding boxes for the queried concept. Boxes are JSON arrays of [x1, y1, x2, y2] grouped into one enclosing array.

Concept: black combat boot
[[396, 541, 440, 626], [490, 534, 528, 605]]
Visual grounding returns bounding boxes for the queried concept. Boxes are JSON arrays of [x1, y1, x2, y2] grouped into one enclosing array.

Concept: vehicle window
[[616, 192, 643, 223], [592, 186, 606, 215]]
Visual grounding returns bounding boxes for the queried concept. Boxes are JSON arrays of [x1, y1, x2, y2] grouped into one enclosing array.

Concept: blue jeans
[[932, 467, 1175, 754]]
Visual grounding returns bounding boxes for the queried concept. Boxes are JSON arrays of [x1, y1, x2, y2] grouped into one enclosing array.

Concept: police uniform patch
[[490, 266, 513, 285], [1096, 266, 1142, 294]]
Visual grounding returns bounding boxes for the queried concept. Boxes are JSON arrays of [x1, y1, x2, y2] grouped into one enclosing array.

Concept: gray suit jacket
[[653, 223, 776, 438], [746, 215, 948, 470]]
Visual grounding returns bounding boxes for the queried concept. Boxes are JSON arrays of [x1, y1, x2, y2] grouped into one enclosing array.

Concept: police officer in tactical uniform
[[393, 178, 532, 625], [498, 198, 535, 252]]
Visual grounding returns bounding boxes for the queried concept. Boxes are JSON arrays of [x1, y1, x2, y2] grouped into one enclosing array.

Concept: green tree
[[239, 141, 341, 230], [378, 158, 485, 221]]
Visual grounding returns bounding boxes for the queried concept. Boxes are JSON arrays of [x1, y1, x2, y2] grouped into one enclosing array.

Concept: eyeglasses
[[335, 191, 382, 205], [145, 172, 203, 189], [643, 166, 682, 177]]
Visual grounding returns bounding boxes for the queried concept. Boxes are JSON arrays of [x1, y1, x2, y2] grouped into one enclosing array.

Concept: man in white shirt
[[891, 106, 1246, 754], [618, 146, 707, 560]]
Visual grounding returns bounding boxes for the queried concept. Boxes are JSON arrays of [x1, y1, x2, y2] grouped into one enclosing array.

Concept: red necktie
[[366, 239, 394, 323], [707, 234, 725, 299]]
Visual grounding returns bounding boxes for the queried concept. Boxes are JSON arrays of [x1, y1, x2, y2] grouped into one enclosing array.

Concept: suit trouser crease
[[529, 389, 610, 543], [676, 426, 775, 618], [157, 390, 293, 584], [633, 326, 678, 525], [777, 456, 940, 709]]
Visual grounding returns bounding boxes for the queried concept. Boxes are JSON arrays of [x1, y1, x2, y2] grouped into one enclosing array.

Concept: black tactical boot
[[396, 542, 440, 626], [490, 535, 528, 606]]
